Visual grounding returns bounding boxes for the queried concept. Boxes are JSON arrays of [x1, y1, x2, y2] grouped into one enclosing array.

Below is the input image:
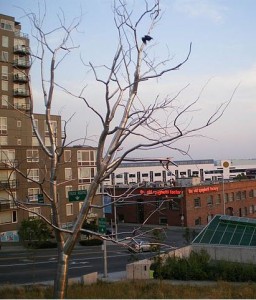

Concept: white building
[[104, 158, 256, 186]]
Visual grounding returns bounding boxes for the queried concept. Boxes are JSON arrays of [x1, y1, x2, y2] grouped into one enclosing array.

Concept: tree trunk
[[53, 251, 70, 299]]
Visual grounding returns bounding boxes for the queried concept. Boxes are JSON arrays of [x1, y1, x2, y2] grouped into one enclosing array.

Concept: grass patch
[[1, 281, 256, 299]]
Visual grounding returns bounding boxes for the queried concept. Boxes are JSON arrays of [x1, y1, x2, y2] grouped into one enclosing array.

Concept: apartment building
[[0, 14, 101, 243]]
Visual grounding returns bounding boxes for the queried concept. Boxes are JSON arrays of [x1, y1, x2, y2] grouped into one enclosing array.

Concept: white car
[[128, 239, 157, 253]]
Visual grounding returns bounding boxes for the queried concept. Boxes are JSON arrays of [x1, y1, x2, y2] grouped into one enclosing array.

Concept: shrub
[[18, 217, 53, 247], [79, 239, 103, 246], [151, 249, 256, 282], [28, 240, 57, 249]]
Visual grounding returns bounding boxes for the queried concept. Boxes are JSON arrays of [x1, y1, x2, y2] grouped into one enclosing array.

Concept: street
[[0, 225, 189, 285]]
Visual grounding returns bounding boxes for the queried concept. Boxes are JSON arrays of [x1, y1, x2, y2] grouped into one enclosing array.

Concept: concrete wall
[[125, 244, 256, 280], [126, 259, 151, 280], [192, 244, 256, 264]]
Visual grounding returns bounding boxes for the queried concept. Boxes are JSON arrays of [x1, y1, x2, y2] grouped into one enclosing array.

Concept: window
[[26, 150, 39, 162], [142, 173, 148, 178], [2, 36, 9, 47], [32, 136, 40, 146], [78, 167, 95, 183], [154, 173, 161, 177], [241, 191, 246, 200], [1, 51, 8, 62], [45, 137, 51, 147], [17, 120, 21, 127], [78, 184, 88, 191], [244, 207, 248, 216], [195, 217, 201, 226], [2, 95, 8, 107], [27, 169, 39, 182], [0, 211, 17, 224], [224, 193, 228, 203], [129, 174, 136, 178], [45, 120, 57, 136], [229, 192, 234, 202], [249, 205, 254, 214], [17, 138, 21, 145], [28, 188, 41, 202], [0, 136, 7, 145], [66, 204, 73, 216], [77, 150, 95, 166], [0, 117, 7, 134], [32, 119, 38, 135], [169, 200, 179, 210], [28, 207, 41, 218], [65, 186, 73, 198], [64, 150, 71, 162], [1, 66, 8, 80], [1, 19, 14, 31], [1, 80, 8, 91], [249, 190, 253, 198], [9, 192, 17, 208], [207, 195, 213, 206], [116, 174, 123, 178], [216, 194, 221, 204], [65, 168, 72, 180], [159, 217, 168, 225], [0, 149, 15, 161], [194, 197, 201, 208], [236, 191, 241, 201]]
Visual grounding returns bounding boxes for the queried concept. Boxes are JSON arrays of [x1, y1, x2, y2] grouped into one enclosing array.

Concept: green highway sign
[[98, 217, 106, 234], [68, 190, 87, 202], [38, 194, 44, 203]]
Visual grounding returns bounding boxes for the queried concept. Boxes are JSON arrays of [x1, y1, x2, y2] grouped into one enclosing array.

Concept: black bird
[[142, 35, 153, 44]]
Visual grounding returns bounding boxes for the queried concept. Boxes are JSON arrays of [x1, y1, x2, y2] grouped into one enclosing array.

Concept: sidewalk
[[5, 271, 127, 287]]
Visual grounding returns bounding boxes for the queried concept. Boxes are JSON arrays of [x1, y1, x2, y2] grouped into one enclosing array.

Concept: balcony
[[13, 59, 31, 68], [0, 202, 11, 211], [13, 73, 28, 83], [0, 159, 18, 168], [0, 180, 18, 190], [13, 45, 30, 55], [14, 103, 31, 111], [14, 31, 29, 39], [13, 88, 29, 97]]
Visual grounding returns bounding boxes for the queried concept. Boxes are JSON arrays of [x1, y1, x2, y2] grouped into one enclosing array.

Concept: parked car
[[128, 239, 157, 253]]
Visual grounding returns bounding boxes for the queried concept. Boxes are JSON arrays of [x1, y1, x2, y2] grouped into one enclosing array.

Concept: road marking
[[0, 253, 130, 268]]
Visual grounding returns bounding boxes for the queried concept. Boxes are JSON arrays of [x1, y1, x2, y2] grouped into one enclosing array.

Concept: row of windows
[[0, 201, 90, 225], [25, 167, 96, 183], [194, 190, 256, 208], [195, 206, 256, 226], [0, 118, 58, 134], [0, 204, 84, 225]]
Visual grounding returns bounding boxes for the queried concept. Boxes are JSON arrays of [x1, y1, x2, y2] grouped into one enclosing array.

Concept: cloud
[[172, 0, 227, 24]]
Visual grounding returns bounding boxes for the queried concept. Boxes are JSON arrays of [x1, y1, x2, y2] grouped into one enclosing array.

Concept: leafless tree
[[8, 0, 237, 298]]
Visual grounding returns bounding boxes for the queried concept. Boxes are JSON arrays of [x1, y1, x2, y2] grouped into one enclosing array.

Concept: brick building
[[0, 14, 101, 242], [105, 179, 256, 227]]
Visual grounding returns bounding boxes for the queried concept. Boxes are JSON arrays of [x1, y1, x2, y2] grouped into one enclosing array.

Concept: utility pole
[[113, 176, 118, 240], [101, 183, 108, 278]]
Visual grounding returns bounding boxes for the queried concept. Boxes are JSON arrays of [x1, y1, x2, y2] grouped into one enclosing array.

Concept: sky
[[1, 0, 256, 161]]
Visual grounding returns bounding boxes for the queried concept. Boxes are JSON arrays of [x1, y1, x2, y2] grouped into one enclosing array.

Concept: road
[[0, 225, 189, 285]]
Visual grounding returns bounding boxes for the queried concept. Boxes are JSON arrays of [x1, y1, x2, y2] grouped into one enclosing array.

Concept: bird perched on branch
[[142, 35, 153, 44]]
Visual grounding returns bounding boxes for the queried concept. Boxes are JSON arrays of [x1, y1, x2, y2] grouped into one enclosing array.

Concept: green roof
[[192, 215, 256, 247]]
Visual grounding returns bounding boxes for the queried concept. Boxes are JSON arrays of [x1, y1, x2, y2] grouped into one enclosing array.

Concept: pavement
[[0, 243, 127, 286]]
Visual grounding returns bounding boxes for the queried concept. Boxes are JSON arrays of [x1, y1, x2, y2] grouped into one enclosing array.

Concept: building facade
[[105, 179, 256, 228], [104, 159, 256, 187], [0, 14, 101, 243]]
